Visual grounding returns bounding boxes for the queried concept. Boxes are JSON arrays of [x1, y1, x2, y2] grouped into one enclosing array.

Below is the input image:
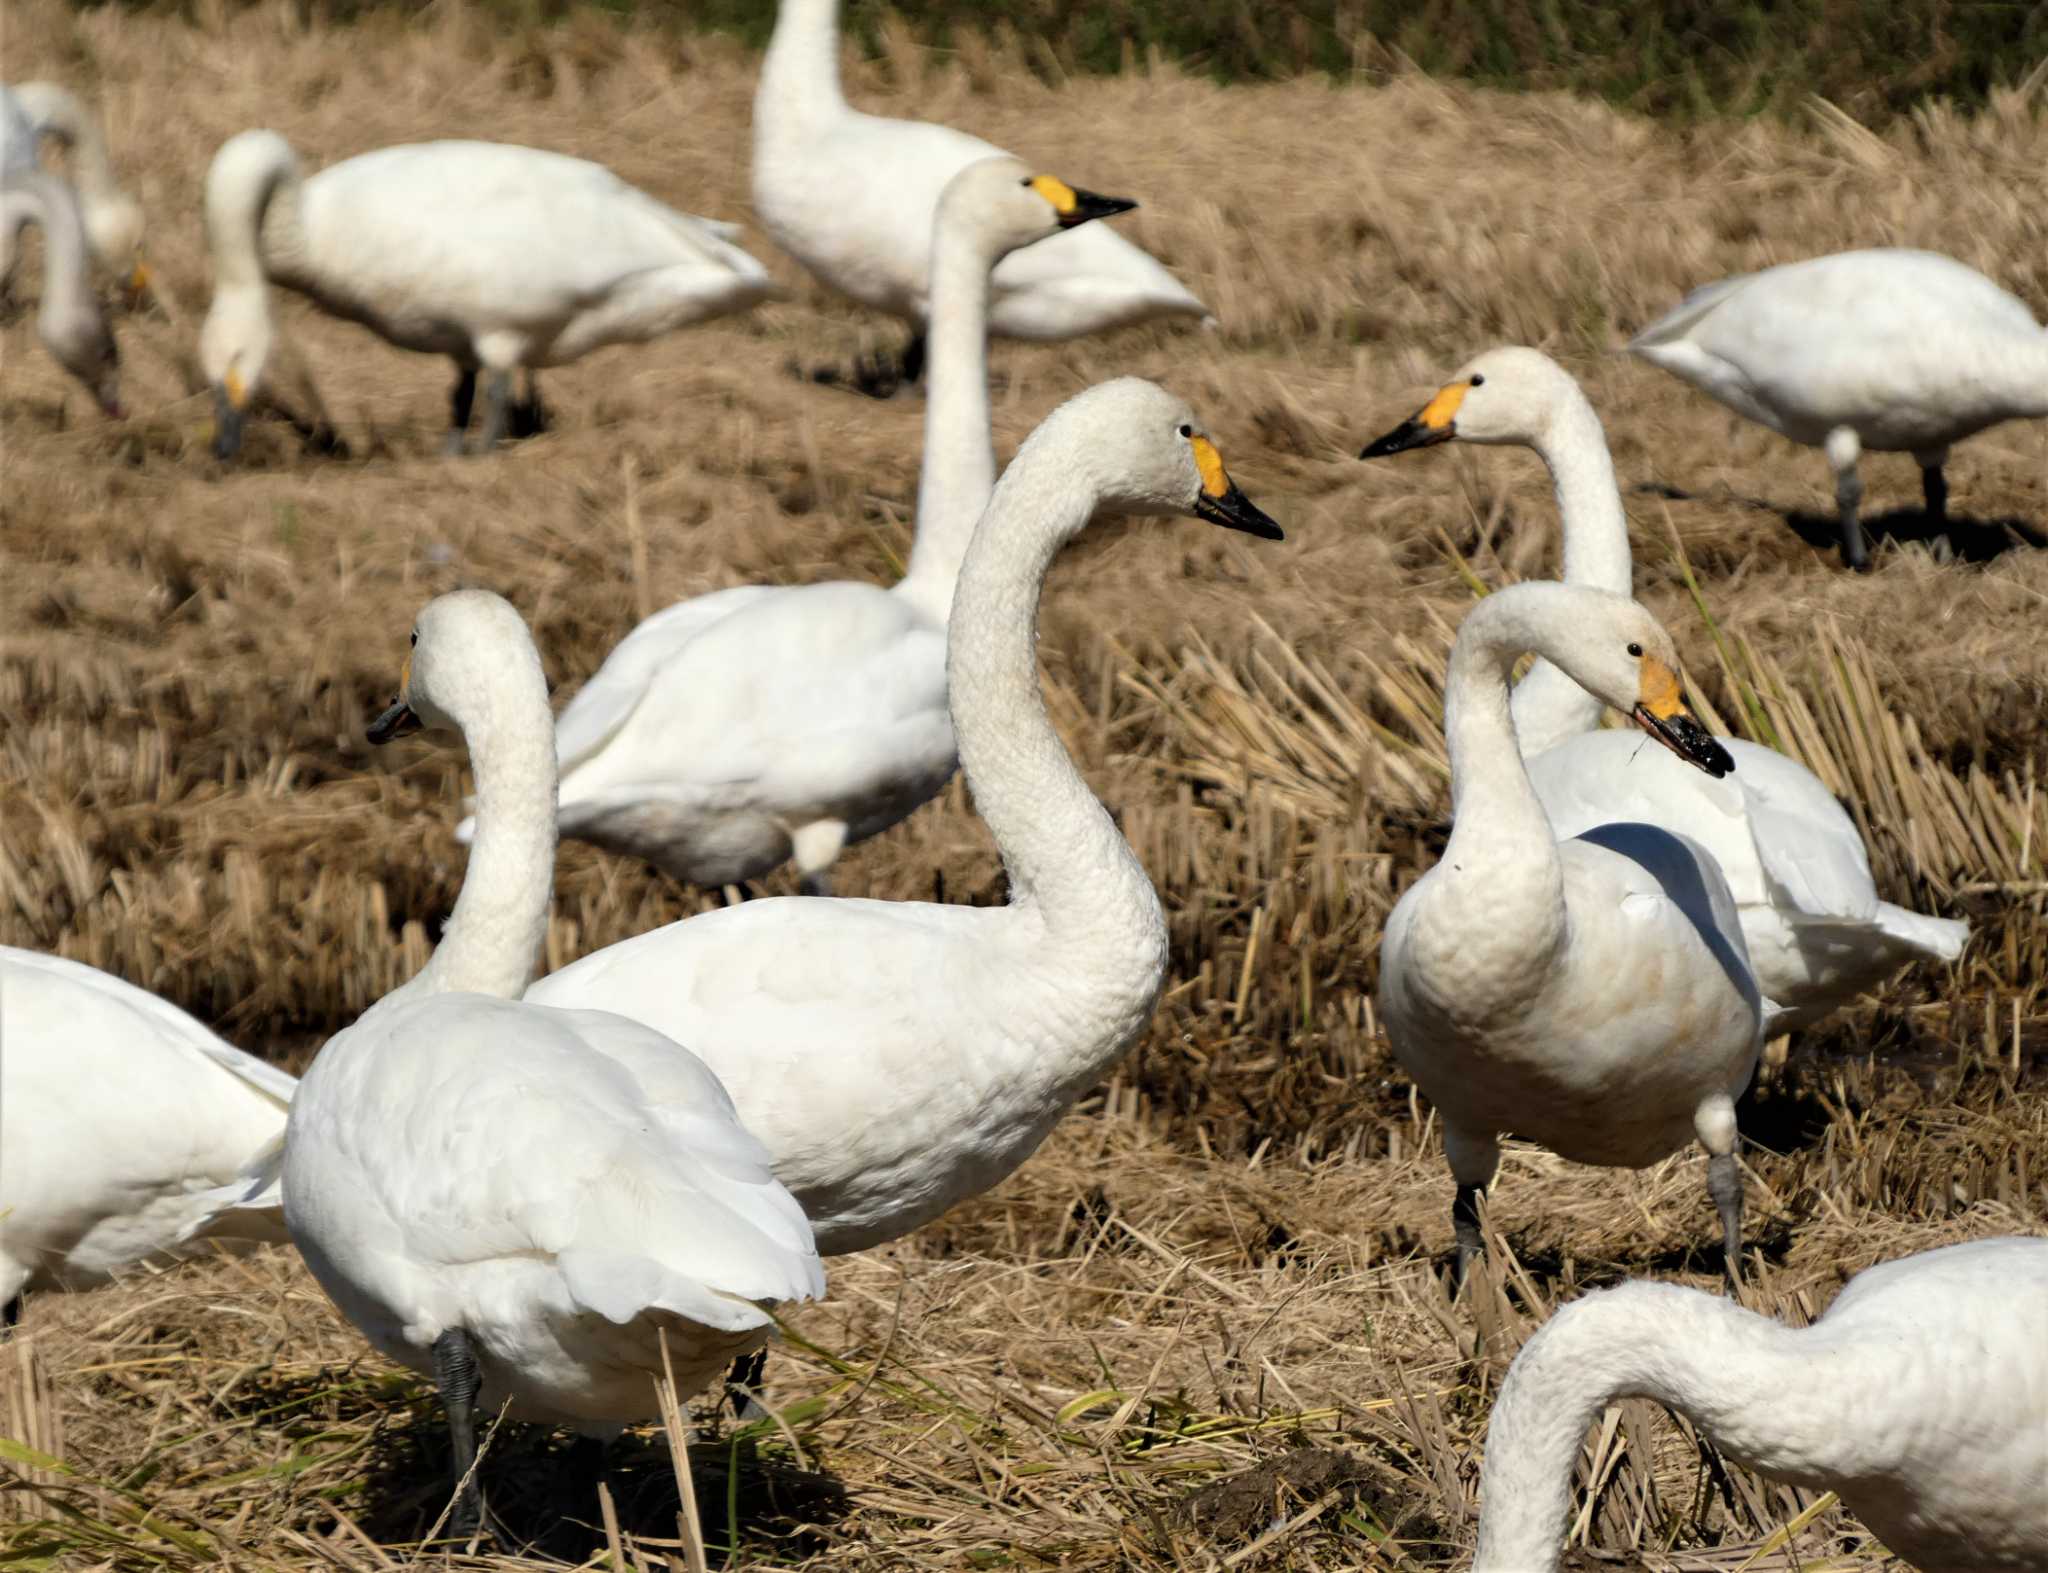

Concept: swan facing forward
[[1, 171, 123, 416], [1359, 348, 1967, 1028], [199, 131, 776, 459], [283, 591, 821, 1534], [527, 378, 1282, 1256], [0, 947, 293, 1324], [1476, 1236, 2048, 1570], [1377, 582, 1762, 1284], [753, 0, 1206, 390], [1628, 248, 2048, 570], [474, 157, 1138, 894]]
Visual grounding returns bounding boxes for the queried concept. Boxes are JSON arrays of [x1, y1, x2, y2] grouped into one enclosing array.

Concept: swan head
[[199, 285, 273, 461], [1357, 346, 1582, 456], [367, 590, 544, 746], [938, 156, 1136, 257], [87, 193, 150, 305], [44, 294, 123, 419]]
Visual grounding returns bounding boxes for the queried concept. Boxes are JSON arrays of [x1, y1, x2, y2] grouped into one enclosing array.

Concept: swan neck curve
[[3, 174, 91, 333], [206, 134, 305, 291], [759, 0, 848, 129], [16, 84, 117, 200]]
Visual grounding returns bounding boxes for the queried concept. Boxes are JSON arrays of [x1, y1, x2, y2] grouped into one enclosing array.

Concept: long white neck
[[395, 679, 560, 1003], [945, 428, 1165, 955], [13, 83, 119, 202], [2, 173, 93, 343], [757, 0, 848, 136], [894, 211, 1002, 624], [206, 131, 305, 291], [1507, 387, 1636, 757], [1476, 1284, 1861, 1571]]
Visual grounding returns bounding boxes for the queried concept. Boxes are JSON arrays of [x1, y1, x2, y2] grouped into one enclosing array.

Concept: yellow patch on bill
[[1417, 379, 1470, 432], [129, 260, 152, 293], [1639, 657, 1686, 719], [399, 655, 412, 696], [224, 367, 249, 409], [1027, 174, 1079, 216], [1190, 434, 1230, 498]]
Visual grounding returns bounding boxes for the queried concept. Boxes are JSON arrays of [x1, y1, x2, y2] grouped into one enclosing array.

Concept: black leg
[[1708, 1152, 1744, 1287], [2, 1293, 21, 1334], [897, 328, 927, 388], [473, 370, 513, 453], [1451, 1182, 1485, 1296], [446, 367, 478, 454], [727, 1347, 769, 1421], [1921, 463, 1948, 526], [508, 373, 548, 438], [1835, 465, 1869, 572], [432, 1327, 486, 1538], [798, 871, 833, 898]]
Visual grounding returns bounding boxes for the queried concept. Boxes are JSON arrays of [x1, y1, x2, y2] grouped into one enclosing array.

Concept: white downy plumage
[[1629, 248, 2048, 569], [1375, 582, 1764, 1281], [0, 946, 294, 1318], [526, 379, 1284, 1256], [277, 591, 821, 1530], [464, 158, 1138, 893], [1476, 1236, 2048, 1571], [197, 130, 776, 456], [1357, 346, 1967, 1029]]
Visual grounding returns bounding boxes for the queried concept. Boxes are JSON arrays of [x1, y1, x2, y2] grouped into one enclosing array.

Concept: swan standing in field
[[1, 172, 124, 415], [198, 130, 777, 459], [525, 379, 1283, 1255], [0, 947, 294, 1326], [472, 158, 1138, 894], [1, 82, 149, 300], [1475, 1236, 2048, 1571], [1627, 248, 2048, 570], [753, 0, 1207, 391], [1358, 348, 1968, 1028], [1377, 582, 1763, 1284], [281, 590, 822, 1536]]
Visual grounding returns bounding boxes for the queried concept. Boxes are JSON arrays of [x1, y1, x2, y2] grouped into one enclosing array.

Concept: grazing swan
[[527, 379, 1283, 1254], [1, 172, 123, 415], [468, 158, 1137, 894], [282, 591, 822, 1535], [0, 946, 293, 1325], [753, 0, 1206, 389], [1358, 347, 1967, 1028], [1627, 249, 2048, 570], [1377, 582, 1762, 1283], [4, 82, 148, 296], [1476, 1236, 2048, 1571], [198, 130, 776, 459]]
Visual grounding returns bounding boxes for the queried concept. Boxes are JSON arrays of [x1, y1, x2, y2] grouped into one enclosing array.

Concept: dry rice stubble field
[[2, 3, 2046, 1567]]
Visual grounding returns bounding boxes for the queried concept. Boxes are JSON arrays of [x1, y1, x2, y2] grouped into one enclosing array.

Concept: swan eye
[[1177, 423, 1192, 438], [1626, 642, 1644, 657], [1469, 374, 1486, 387], [410, 631, 419, 647]]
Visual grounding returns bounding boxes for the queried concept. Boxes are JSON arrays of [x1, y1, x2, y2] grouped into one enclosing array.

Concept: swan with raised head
[[466, 157, 1137, 894], [0, 946, 293, 1326], [1475, 1236, 2048, 1571], [3, 82, 148, 298], [1376, 582, 1763, 1284], [280, 590, 823, 1534], [198, 130, 776, 459], [525, 378, 1282, 1254], [1, 171, 123, 415], [753, 0, 1206, 390], [1358, 347, 1967, 1029], [1627, 248, 2048, 570]]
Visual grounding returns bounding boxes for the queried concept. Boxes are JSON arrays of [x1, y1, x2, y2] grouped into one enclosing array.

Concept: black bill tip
[[1194, 483, 1285, 541], [1358, 416, 1453, 460], [1635, 705, 1735, 778], [367, 698, 422, 746], [1062, 188, 1139, 228], [211, 385, 246, 462]]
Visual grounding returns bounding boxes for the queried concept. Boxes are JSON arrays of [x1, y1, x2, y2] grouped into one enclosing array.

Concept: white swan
[[468, 157, 1137, 894], [198, 130, 776, 459], [525, 379, 1283, 1255], [1358, 347, 1968, 1029], [0, 946, 294, 1324], [3, 81, 148, 296], [753, 0, 1207, 389], [1, 171, 123, 415], [1377, 581, 1763, 1283], [1627, 248, 2048, 570], [281, 590, 822, 1535], [1475, 1236, 2048, 1571]]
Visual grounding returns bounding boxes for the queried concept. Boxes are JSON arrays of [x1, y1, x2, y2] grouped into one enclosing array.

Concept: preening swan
[[3, 82, 149, 298], [1628, 248, 2048, 570], [1375, 582, 1763, 1284], [753, 0, 1206, 390], [281, 590, 822, 1534], [1475, 1236, 2048, 1571], [469, 157, 1138, 893], [1, 171, 123, 415], [199, 130, 776, 458], [1358, 347, 1967, 1028], [526, 378, 1282, 1255], [0, 947, 294, 1325]]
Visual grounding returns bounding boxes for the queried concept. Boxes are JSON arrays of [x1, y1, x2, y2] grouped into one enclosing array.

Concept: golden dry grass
[[2, 3, 2046, 1568]]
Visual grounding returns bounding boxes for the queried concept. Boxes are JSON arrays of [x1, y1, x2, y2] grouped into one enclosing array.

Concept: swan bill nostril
[[1358, 415, 1455, 459], [1193, 482, 1285, 541], [367, 699, 423, 746], [1632, 703, 1736, 779]]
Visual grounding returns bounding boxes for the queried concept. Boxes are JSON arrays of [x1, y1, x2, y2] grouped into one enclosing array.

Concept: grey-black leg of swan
[[473, 370, 513, 454], [432, 1327, 487, 1539], [1921, 461, 1949, 525], [2, 1293, 21, 1334], [726, 1347, 770, 1422], [509, 371, 548, 438], [1824, 426, 1868, 571], [446, 366, 478, 455], [1451, 1183, 1486, 1294], [1443, 1124, 1499, 1297], [1708, 1151, 1745, 1286], [798, 871, 833, 898]]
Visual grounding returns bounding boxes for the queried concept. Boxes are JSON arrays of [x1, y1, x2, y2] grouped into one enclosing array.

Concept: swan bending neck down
[[526, 378, 1283, 1256], [280, 591, 821, 1537], [1476, 1236, 2048, 1571], [1377, 582, 1762, 1284], [0, 171, 122, 415], [6, 82, 148, 290]]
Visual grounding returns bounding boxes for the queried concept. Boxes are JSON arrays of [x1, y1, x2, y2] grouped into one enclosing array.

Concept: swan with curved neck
[[526, 377, 1283, 1255], [281, 591, 822, 1535], [1376, 580, 1762, 1283], [198, 129, 775, 458], [477, 157, 1138, 893], [1476, 1236, 2048, 1570], [1359, 346, 1968, 1029], [5, 82, 149, 298], [752, 0, 1207, 391], [0, 171, 122, 415]]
